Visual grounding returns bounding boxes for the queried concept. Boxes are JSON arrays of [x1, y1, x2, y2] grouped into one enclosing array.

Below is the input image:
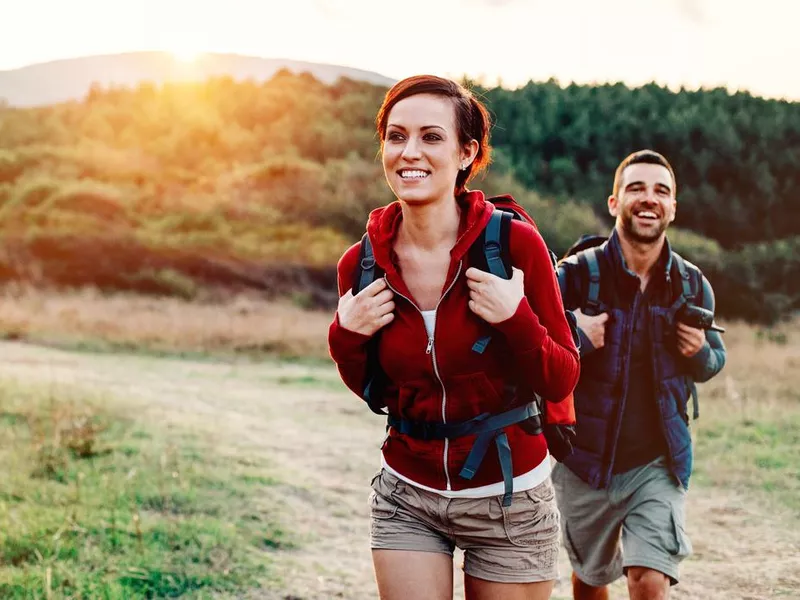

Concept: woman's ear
[[461, 139, 480, 168]]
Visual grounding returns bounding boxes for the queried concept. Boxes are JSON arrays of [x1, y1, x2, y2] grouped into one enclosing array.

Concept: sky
[[2, 0, 799, 101]]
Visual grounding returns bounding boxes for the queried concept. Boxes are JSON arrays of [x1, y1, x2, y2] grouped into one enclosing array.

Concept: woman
[[328, 75, 580, 600]]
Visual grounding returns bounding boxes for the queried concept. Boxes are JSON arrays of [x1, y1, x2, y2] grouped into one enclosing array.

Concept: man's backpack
[[560, 234, 700, 317], [351, 195, 577, 442], [559, 233, 703, 418]]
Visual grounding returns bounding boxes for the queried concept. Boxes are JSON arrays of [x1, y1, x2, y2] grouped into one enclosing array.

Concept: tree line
[[0, 71, 797, 322]]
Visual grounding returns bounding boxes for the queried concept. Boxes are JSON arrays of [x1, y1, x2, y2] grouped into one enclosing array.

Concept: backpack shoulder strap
[[350, 233, 388, 416], [670, 251, 703, 420], [352, 232, 382, 294], [484, 209, 513, 280], [469, 208, 514, 280], [671, 252, 697, 304], [578, 246, 604, 315]]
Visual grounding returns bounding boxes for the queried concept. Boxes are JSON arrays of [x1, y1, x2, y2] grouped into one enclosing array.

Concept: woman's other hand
[[465, 266, 524, 324], [337, 278, 396, 336]]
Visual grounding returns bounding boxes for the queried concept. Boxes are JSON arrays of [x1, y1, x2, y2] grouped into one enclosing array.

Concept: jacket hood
[[365, 190, 494, 282]]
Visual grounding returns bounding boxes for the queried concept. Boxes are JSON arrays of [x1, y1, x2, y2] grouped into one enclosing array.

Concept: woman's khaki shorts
[[369, 469, 560, 584]]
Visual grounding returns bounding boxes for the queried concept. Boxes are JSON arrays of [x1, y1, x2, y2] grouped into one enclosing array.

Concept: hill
[[0, 72, 798, 322], [0, 51, 396, 107]]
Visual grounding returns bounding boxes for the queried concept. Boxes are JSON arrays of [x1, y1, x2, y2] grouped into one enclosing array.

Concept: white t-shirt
[[421, 309, 436, 337]]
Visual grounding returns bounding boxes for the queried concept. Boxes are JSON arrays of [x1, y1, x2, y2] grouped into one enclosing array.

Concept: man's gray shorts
[[551, 457, 692, 586]]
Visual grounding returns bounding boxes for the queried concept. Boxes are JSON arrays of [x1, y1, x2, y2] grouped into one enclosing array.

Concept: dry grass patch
[[692, 319, 800, 516], [0, 286, 333, 361]]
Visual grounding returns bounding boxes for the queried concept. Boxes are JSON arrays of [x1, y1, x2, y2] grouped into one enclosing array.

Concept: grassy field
[[0, 286, 333, 361], [0, 288, 798, 599], [0, 379, 290, 599], [691, 320, 800, 518]]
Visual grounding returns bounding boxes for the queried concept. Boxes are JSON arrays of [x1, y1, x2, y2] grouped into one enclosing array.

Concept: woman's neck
[[398, 197, 461, 251]]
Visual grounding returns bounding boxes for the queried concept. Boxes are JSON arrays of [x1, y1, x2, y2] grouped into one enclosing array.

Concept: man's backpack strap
[[671, 253, 696, 304], [671, 252, 702, 420], [579, 247, 603, 315]]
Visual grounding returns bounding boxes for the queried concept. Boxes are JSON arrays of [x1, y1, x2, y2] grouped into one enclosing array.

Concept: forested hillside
[[482, 79, 800, 246], [0, 71, 797, 322]]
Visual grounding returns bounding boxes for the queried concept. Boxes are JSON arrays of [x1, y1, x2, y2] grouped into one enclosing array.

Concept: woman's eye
[[424, 134, 442, 141], [387, 132, 404, 141]]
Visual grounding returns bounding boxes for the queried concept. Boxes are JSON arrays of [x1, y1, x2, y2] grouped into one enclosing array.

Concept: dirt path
[[1, 340, 797, 600]]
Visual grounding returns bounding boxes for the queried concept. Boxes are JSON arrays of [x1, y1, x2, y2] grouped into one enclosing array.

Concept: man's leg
[[571, 572, 609, 600], [626, 567, 669, 600], [619, 458, 692, 598], [551, 463, 625, 599]]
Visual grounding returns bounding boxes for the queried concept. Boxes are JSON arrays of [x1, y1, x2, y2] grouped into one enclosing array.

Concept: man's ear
[[608, 194, 618, 217], [669, 197, 677, 223]]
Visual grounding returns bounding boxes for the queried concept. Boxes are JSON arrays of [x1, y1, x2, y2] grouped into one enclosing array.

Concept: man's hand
[[573, 308, 609, 349], [676, 322, 706, 357], [465, 266, 524, 324], [337, 278, 395, 337]]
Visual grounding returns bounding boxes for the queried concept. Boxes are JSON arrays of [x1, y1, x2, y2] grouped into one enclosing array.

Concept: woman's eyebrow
[[386, 124, 446, 131]]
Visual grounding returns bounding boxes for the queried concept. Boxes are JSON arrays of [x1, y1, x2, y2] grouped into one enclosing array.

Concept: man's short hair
[[613, 150, 677, 198]]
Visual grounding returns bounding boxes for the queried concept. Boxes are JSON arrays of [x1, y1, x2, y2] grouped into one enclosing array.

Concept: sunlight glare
[[168, 33, 205, 63]]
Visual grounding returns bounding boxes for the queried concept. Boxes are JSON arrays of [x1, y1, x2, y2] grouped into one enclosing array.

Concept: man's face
[[608, 163, 676, 243]]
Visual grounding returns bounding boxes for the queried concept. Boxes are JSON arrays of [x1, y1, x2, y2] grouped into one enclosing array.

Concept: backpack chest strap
[[387, 402, 541, 506]]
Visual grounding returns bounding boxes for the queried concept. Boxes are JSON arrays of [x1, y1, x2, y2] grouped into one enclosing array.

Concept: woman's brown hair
[[376, 75, 492, 195]]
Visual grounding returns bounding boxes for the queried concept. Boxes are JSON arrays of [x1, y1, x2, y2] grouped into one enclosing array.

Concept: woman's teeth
[[400, 170, 429, 179]]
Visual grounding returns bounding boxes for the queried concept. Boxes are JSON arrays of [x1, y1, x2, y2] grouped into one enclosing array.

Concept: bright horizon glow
[[3, 0, 800, 102], [170, 40, 203, 63]]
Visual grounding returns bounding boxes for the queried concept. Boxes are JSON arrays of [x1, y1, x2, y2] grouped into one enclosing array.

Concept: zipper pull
[[426, 337, 433, 354]]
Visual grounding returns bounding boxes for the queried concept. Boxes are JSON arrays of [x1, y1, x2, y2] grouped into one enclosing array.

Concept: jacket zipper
[[658, 272, 678, 478], [384, 261, 463, 490], [605, 292, 639, 487]]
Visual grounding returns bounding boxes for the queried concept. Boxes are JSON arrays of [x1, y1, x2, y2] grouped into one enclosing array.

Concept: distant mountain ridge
[[0, 51, 397, 107]]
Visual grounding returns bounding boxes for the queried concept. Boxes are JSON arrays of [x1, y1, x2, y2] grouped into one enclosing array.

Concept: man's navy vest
[[563, 235, 697, 490]]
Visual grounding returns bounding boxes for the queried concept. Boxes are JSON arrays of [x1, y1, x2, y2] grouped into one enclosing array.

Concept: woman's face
[[382, 93, 475, 206]]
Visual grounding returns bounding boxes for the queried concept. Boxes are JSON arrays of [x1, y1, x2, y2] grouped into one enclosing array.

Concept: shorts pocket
[[668, 507, 692, 559], [525, 479, 556, 503], [501, 482, 560, 548], [369, 490, 399, 520], [369, 470, 382, 489], [562, 519, 584, 565]]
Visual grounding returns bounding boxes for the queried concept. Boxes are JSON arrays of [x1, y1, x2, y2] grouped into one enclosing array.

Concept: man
[[552, 150, 727, 600]]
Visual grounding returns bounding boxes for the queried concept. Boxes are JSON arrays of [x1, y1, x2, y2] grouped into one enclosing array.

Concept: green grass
[[693, 409, 800, 515], [0, 382, 289, 599], [3, 331, 337, 366], [271, 374, 346, 392]]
